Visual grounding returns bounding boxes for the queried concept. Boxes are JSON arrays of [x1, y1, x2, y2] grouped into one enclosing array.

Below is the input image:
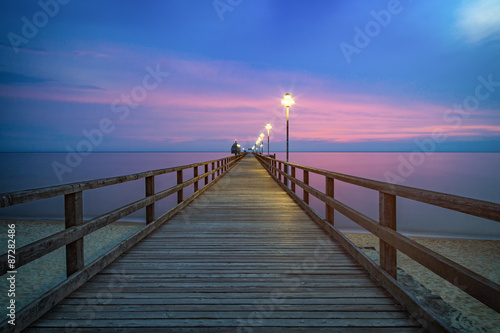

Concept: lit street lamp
[[265, 123, 272, 156], [281, 93, 294, 186]]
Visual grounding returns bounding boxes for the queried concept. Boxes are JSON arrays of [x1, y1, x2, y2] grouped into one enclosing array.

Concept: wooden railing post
[[379, 192, 397, 279], [291, 166, 296, 193], [145, 176, 155, 224], [285, 164, 289, 187], [177, 170, 183, 204], [193, 167, 199, 192], [278, 162, 282, 182], [212, 162, 215, 180], [303, 170, 309, 204], [205, 164, 209, 185], [326, 176, 334, 225], [65, 191, 84, 277], [217, 161, 220, 177]]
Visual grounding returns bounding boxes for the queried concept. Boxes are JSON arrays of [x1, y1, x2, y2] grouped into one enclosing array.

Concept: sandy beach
[[345, 232, 500, 333], [0, 219, 143, 310]]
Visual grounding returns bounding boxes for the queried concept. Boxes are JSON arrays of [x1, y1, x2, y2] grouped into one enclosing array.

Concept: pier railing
[[0, 153, 245, 328], [255, 153, 500, 326]]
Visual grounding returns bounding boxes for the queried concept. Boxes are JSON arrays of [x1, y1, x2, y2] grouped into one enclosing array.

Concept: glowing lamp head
[[260, 133, 264, 139], [281, 93, 294, 108], [265, 123, 272, 131]]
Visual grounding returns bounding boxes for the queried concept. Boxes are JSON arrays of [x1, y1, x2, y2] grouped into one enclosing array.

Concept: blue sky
[[0, 0, 499, 152]]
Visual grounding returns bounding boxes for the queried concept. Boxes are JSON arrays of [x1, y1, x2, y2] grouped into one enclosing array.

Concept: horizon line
[[1, 150, 500, 154]]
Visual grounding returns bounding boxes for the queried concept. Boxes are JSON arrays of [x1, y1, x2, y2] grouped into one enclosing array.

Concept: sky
[[0, 0, 500, 152]]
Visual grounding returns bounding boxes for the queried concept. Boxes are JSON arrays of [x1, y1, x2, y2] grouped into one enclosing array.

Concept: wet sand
[[345, 232, 500, 333]]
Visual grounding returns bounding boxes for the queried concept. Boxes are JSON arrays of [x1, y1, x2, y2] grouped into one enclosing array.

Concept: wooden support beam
[[278, 162, 282, 182], [205, 164, 209, 185], [380, 192, 397, 279], [212, 162, 215, 181], [177, 170, 183, 204], [145, 176, 155, 224], [64, 191, 84, 277], [193, 167, 199, 192], [326, 176, 334, 225], [291, 166, 296, 193], [303, 170, 309, 204]]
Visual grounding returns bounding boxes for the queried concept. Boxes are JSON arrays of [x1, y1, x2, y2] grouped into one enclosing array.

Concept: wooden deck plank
[[26, 328, 421, 333], [30, 155, 423, 331]]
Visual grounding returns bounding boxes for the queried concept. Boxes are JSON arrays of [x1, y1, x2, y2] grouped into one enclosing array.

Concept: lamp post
[[265, 123, 272, 156], [281, 93, 294, 186]]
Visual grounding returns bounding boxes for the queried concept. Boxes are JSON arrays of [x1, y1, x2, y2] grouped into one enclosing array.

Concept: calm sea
[[1, 152, 499, 239]]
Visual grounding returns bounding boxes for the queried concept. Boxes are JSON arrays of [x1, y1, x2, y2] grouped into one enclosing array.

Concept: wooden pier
[[1, 154, 499, 332]]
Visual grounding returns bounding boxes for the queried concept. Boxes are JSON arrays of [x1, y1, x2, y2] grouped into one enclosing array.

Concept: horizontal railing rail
[[255, 153, 500, 332], [0, 157, 241, 208], [0, 153, 246, 331], [0, 154, 244, 275], [260, 157, 500, 222]]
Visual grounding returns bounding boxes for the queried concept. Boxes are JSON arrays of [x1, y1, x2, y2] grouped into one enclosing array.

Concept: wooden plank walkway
[[28, 155, 423, 332]]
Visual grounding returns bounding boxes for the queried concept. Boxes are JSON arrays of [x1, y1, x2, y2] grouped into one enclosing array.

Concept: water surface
[[1, 152, 499, 238]]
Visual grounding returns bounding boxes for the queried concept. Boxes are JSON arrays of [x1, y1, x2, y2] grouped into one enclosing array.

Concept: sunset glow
[[1, 1, 499, 152]]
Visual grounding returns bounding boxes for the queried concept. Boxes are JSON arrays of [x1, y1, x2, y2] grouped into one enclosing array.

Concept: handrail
[[0, 157, 234, 208], [254, 154, 500, 316], [0, 153, 246, 331], [264, 158, 500, 222], [0, 154, 245, 276]]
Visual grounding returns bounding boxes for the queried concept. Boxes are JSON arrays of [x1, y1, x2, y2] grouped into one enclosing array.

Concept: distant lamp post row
[[252, 93, 294, 169]]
